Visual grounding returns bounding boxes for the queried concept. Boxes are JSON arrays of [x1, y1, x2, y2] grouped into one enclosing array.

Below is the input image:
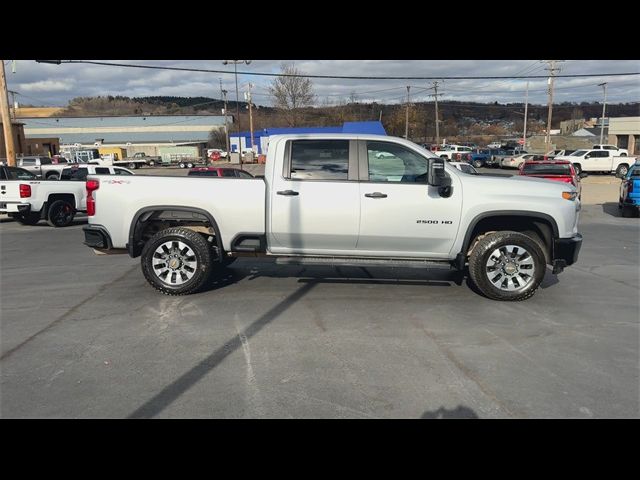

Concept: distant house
[[572, 127, 608, 137]]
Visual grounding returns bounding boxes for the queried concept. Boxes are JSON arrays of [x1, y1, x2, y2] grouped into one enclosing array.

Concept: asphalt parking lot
[[0, 173, 638, 418]]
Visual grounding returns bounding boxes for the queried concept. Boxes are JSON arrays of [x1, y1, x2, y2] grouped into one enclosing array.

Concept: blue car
[[618, 162, 640, 218]]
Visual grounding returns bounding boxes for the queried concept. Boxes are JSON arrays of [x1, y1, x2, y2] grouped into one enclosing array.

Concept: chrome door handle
[[364, 192, 387, 198]]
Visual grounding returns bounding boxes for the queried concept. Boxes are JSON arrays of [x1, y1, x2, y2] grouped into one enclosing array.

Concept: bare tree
[[207, 128, 227, 149], [268, 63, 316, 127]]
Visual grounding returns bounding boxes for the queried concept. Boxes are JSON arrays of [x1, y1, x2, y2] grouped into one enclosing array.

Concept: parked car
[[544, 149, 576, 160], [15, 155, 73, 180], [187, 167, 254, 178], [60, 165, 135, 181], [501, 153, 545, 169], [618, 161, 640, 217], [555, 149, 636, 176], [83, 133, 582, 301], [449, 162, 479, 175], [519, 160, 581, 200], [0, 164, 87, 227], [592, 144, 628, 156]]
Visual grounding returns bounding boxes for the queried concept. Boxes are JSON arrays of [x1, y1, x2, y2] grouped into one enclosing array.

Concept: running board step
[[275, 256, 452, 269]]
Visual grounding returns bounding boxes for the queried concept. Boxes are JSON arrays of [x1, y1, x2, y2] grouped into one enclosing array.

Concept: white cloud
[[19, 79, 76, 93]]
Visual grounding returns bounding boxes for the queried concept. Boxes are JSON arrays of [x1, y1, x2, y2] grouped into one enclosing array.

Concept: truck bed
[[90, 175, 266, 249]]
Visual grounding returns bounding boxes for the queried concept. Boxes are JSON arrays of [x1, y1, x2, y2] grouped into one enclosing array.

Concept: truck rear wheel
[[46, 200, 75, 227], [473, 159, 483, 168], [128, 162, 137, 169], [468, 231, 546, 301], [141, 227, 214, 295], [615, 164, 629, 177]]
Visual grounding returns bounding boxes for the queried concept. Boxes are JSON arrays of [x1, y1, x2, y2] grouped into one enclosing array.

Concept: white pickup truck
[[555, 149, 636, 176], [1, 165, 86, 226], [16, 156, 75, 180], [435, 145, 474, 160], [83, 134, 583, 301]]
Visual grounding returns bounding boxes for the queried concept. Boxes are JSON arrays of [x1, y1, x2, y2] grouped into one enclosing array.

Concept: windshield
[[523, 163, 572, 175], [628, 167, 640, 178], [570, 150, 587, 156]]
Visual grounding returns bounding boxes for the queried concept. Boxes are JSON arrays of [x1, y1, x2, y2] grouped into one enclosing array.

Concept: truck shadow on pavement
[[421, 405, 479, 419], [601, 202, 623, 218]]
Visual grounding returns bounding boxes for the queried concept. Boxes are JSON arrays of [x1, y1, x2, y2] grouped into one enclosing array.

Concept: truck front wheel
[[468, 231, 546, 301], [141, 227, 214, 295]]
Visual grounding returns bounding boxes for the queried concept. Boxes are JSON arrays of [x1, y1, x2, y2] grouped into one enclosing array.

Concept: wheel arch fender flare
[[459, 210, 559, 258], [128, 205, 224, 259]]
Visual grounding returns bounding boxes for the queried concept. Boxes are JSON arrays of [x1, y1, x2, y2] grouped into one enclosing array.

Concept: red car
[[519, 160, 581, 199], [187, 167, 254, 178]]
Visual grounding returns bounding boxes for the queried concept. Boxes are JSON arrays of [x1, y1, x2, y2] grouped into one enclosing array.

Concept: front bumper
[[551, 233, 583, 274], [83, 225, 113, 249]]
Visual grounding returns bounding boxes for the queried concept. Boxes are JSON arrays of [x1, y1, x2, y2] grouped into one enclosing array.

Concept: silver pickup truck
[[83, 134, 583, 301]]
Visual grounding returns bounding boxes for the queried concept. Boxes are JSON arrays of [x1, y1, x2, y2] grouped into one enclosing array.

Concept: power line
[[43, 60, 640, 80]]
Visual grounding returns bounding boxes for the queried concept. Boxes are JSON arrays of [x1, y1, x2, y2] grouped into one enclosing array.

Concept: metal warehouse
[[230, 121, 387, 154], [20, 115, 232, 159]]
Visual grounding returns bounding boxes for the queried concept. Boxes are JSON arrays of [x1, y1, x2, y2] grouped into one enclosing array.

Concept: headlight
[[562, 191, 578, 201]]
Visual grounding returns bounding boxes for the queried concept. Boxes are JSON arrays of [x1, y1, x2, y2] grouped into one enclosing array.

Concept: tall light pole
[[221, 89, 230, 155], [405, 86, 410, 140], [223, 60, 251, 166], [598, 82, 608, 145], [245, 83, 255, 155], [522, 81, 529, 150], [544, 60, 563, 152]]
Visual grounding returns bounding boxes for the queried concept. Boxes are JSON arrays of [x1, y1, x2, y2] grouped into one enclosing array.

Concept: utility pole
[[405, 86, 410, 139], [223, 60, 251, 167], [522, 81, 529, 150], [433, 81, 441, 146], [544, 60, 563, 152], [7, 90, 18, 120], [598, 82, 608, 144], [219, 78, 223, 100], [221, 89, 230, 155], [0, 61, 16, 166], [245, 82, 255, 155]]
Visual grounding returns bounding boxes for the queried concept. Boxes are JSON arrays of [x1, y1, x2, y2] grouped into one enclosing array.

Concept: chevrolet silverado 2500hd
[[83, 134, 583, 301]]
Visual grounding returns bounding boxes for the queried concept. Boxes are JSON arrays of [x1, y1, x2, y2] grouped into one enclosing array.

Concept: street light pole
[[598, 82, 608, 145], [221, 89, 230, 155], [223, 60, 251, 167]]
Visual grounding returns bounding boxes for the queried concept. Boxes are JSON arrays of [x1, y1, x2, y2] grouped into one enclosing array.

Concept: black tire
[[179, 162, 186, 169], [187, 162, 194, 168], [473, 159, 483, 168], [46, 200, 75, 227], [468, 231, 546, 301], [615, 164, 629, 177], [128, 162, 136, 169], [573, 164, 582, 175], [141, 227, 214, 295], [46, 173, 60, 180], [17, 212, 41, 225], [148, 160, 155, 167]]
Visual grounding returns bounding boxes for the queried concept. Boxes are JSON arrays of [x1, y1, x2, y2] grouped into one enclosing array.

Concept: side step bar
[[275, 256, 453, 269]]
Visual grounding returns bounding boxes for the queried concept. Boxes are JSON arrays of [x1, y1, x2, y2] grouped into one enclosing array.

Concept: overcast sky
[[6, 60, 640, 108]]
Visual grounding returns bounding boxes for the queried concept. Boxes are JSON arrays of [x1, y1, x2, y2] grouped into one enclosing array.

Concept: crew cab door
[[356, 140, 463, 257], [269, 139, 361, 254], [584, 150, 610, 171]]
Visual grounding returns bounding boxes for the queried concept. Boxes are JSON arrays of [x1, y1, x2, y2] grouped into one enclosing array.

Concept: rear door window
[[289, 140, 350, 181], [95, 167, 111, 174], [5, 167, 37, 180]]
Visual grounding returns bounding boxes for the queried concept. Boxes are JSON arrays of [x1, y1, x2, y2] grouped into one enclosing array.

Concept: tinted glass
[[571, 150, 588, 156], [290, 140, 349, 180], [458, 164, 476, 174], [39, 158, 52, 165], [95, 167, 111, 174], [114, 169, 133, 175], [237, 171, 253, 178], [21, 159, 36, 166], [5, 167, 37, 180], [523, 163, 571, 175], [628, 167, 640, 177], [60, 168, 88, 181], [221, 169, 237, 177], [367, 141, 428, 183], [188, 170, 218, 176]]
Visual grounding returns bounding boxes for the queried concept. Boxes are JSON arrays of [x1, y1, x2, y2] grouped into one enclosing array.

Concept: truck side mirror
[[428, 157, 453, 197]]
